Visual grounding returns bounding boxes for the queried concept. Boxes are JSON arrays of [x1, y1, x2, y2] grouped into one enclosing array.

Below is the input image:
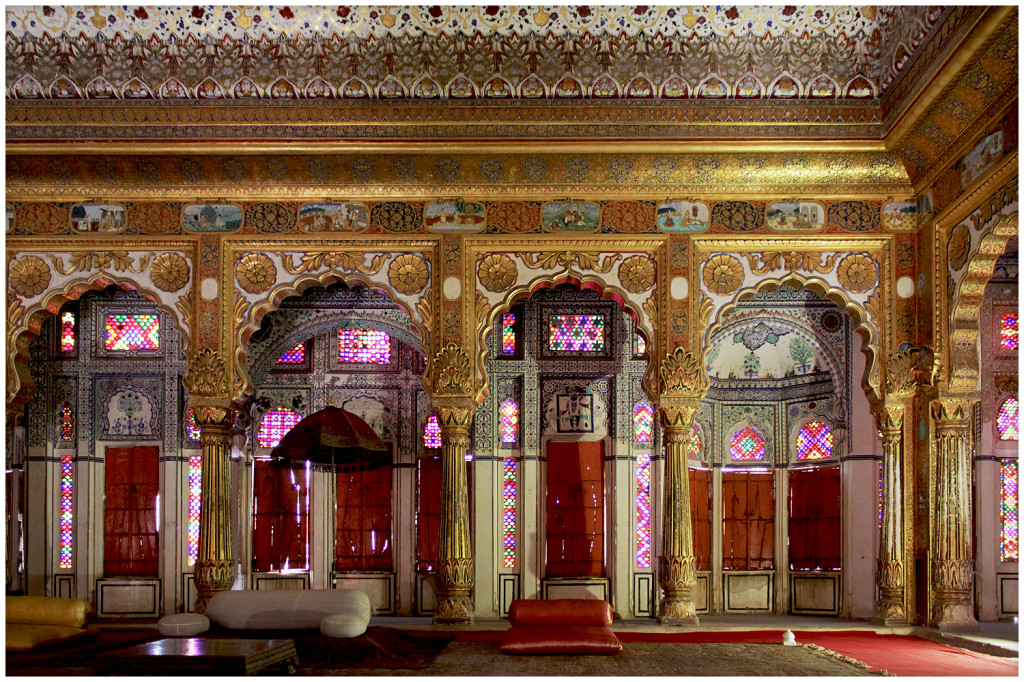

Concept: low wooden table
[[97, 637, 299, 676]]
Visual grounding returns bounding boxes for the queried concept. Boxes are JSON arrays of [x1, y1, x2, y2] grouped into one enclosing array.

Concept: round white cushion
[[207, 589, 372, 630], [158, 612, 210, 636], [320, 613, 368, 638]]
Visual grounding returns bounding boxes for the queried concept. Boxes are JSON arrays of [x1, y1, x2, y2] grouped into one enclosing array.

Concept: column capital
[[930, 395, 976, 426], [184, 348, 231, 399]]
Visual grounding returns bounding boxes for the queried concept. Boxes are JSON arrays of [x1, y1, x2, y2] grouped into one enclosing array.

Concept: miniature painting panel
[[183, 204, 242, 232], [961, 131, 1003, 188], [556, 394, 594, 433], [766, 202, 825, 231], [425, 201, 485, 232], [882, 202, 919, 231], [71, 204, 125, 233], [657, 201, 708, 232], [542, 202, 599, 232], [298, 203, 368, 232]]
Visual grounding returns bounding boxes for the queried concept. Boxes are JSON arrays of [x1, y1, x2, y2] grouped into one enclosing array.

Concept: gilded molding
[[741, 251, 839, 275], [281, 251, 386, 276], [431, 343, 473, 396], [184, 348, 230, 399], [520, 250, 622, 273], [659, 348, 708, 398]]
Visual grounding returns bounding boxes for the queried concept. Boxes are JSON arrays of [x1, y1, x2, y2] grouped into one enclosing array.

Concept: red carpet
[[454, 629, 1018, 676]]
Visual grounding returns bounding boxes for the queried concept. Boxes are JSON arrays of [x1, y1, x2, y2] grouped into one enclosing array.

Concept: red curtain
[[788, 465, 841, 571], [104, 446, 159, 577], [335, 465, 393, 571], [722, 470, 775, 571], [251, 460, 309, 572], [416, 456, 442, 573], [689, 467, 712, 571], [546, 441, 605, 578]]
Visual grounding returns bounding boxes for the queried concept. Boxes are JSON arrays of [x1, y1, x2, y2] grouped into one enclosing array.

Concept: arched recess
[[7, 274, 191, 412]]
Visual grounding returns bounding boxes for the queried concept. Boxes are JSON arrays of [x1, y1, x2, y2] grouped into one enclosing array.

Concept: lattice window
[[104, 313, 160, 350], [257, 408, 302, 448], [796, 421, 833, 460], [634, 400, 654, 444], [730, 426, 767, 461], [1001, 459, 1019, 562], [58, 401, 74, 442], [635, 452, 652, 569], [687, 423, 704, 459], [184, 407, 201, 443], [500, 400, 519, 444], [277, 341, 306, 364], [636, 334, 646, 356], [59, 454, 73, 568], [502, 313, 516, 354], [338, 329, 390, 364], [1001, 313, 1018, 351], [502, 455, 517, 568], [187, 454, 201, 566], [423, 414, 441, 449], [61, 311, 75, 354], [548, 314, 605, 352], [998, 398, 1019, 441]]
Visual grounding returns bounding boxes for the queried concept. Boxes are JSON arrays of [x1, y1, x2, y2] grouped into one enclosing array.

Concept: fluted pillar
[[192, 405, 235, 613], [657, 402, 699, 625], [930, 398, 978, 630], [433, 402, 475, 624], [874, 402, 908, 624]]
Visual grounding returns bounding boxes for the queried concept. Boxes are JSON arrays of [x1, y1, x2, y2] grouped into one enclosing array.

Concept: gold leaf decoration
[[475, 289, 490, 333], [947, 224, 970, 271], [9, 255, 51, 297], [863, 290, 881, 327], [236, 253, 276, 294], [281, 251, 385, 275], [232, 289, 248, 327], [416, 290, 433, 334], [478, 253, 517, 292], [885, 348, 919, 398], [150, 252, 190, 292], [837, 253, 878, 292], [432, 342, 472, 395], [388, 253, 429, 295], [697, 292, 713, 330], [8, 293, 26, 331], [659, 347, 708, 396], [642, 294, 658, 332], [743, 251, 840, 275], [175, 290, 194, 352], [184, 348, 229, 398], [702, 254, 743, 295], [618, 255, 655, 293], [520, 250, 621, 273]]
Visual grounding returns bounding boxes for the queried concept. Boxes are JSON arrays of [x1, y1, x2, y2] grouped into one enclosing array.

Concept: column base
[[433, 597, 474, 624], [193, 558, 234, 614], [659, 597, 699, 626], [933, 601, 980, 631], [872, 599, 908, 626]]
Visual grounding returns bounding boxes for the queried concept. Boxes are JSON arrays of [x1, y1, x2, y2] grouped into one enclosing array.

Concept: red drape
[[788, 465, 841, 571], [104, 446, 159, 577], [689, 467, 712, 571], [722, 469, 775, 571], [416, 456, 442, 573], [546, 441, 605, 577], [251, 460, 310, 572], [335, 465, 393, 571]]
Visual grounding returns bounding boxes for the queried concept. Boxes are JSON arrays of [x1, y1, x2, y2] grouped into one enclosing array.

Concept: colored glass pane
[[1001, 459, 1019, 562], [502, 314, 516, 354], [500, 400, 519, 444], [257, 408, 302, 448], [796, 421, 833, 460], [277, 341, 306, 363], [998, 398, 1019, 441], [636, 452, 652, 568], [187, 454, 202, 566], [878, 460, 884, 526], [61, 312, 75, 353], [502, 455, 517, 568], [1001, 313, 1018, 351], [730, 426, 766, 461], [338, 329, 390, 364], [548, 314, 605, 352], [687, 423, 704, 459], [185, 407, 201, 442], [423, 414, 441, 449], [634, 400, 654, 444], [636, 334, 646, 356], [59, 454, 73, 568], [104, 313, 160, 350], [58, 402, 74, 442]]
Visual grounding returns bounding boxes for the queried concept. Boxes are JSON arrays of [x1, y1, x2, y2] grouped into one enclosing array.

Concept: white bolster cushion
[[206, 589, 372, 630], [158, 613, 210, 637], [320, 612, 369, 638]]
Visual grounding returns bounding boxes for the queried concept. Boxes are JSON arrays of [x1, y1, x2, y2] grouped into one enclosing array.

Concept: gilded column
[[874, 402, 908, 624], [433, 402, 475, 623]]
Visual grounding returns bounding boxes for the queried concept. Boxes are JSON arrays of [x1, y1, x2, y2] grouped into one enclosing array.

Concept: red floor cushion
[[508, 599, 613, 627], [500, 625, 622, 655]]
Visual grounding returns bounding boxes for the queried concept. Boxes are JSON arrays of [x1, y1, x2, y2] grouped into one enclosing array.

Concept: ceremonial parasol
[[269, 406, 390, 472]]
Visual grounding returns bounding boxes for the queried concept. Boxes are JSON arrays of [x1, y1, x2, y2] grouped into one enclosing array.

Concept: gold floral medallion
[[9, 255, 51, 297], [837, 253, 878, 292], [618, 255, 655, 293], [947, 224, 970, 271], [150, 252, 190, 292], [478, 253, 517, 292], [702, 254, 743, 295], [388, 253, 429, 295], [236, 253, 276, 294]]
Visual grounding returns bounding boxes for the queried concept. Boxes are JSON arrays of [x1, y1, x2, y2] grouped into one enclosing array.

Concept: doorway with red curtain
[[104, 446, 160, 577], [545, 440, 605, 577]]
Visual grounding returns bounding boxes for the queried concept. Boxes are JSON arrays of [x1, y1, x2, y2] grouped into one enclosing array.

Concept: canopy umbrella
[[269, 406, 390, 472]]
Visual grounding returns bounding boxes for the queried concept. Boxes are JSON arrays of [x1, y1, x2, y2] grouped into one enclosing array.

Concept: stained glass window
[[796, 421, 833, 460], [878, 460, 884, 527], [257, 408, 302, 448], [998, 398, 1019, 441], [548, 314, 605, 352], [423, 414, 441, 449], [502, 314, 516, 354], [1001, 459, 1018, 562], [61, 311, 75, 353], [687, 423, 704, 459], [730, 426, 767, 461], [187, 454, 202, 566], [502, 455, 517, 568], [338, 329, 390, 364], [59, 454, 73, 568], [500, 400, 519, 444], [1001, 313, 1018, 351], [58, 401, 74, 442], [104, 313, 160, 350], [185, 407, 201, 443], [636, 334, 646, 356], [634, 400, 654, 444], [636, 452, 652, 568], [277, 341, 306, 364]]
